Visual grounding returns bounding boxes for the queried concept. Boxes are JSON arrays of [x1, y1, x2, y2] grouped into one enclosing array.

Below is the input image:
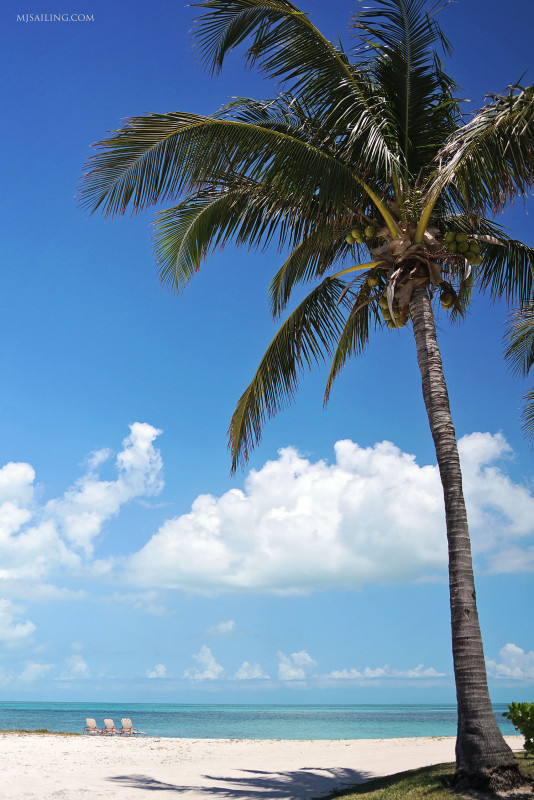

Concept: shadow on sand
[[107, 765, 373, 798]]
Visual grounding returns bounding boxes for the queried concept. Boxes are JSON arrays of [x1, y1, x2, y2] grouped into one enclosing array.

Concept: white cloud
[[126, 433, 534, 594], [487, 643, 534, 680], [111, 591, 167, 616], [0, 424, 164, 591], [1, 429, 532, 603], [278, 650, 318, 681], [47, 422, 164, 555], [60, 654, 90, 680], [207, 620, 236, 637], [325, 664, 446, 680], [18, 662, 54, 683], [0, 599, 36, 647], [234, 661, 270, 680], [0, 462, 35, 506], [184, 645, 224, 682], [147, 663, 167, 679]]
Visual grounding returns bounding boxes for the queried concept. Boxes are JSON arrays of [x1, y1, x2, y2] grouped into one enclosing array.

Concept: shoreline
[[0, 732, 524, 800]]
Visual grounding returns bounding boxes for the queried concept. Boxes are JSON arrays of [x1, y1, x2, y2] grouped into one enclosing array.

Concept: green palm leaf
[[80, 112, 361, 218], [352, 0, 460, 182], [324, 276, 382, 403], [228, 277, 351, 471], [520, 387, 534, 441], [430, 84, 534, 213], [192, 0, 400, 182], [505, 299, 534, 377], [505, 299, 534, 440], [478, 238, 534, 303], [268, 228, 359, 316]]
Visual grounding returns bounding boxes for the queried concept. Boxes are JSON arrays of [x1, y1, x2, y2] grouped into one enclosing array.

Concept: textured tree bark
[[409, 286, 531, 795]]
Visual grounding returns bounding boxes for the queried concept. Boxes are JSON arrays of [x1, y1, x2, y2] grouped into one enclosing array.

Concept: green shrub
[[503, 702, 534, 753]]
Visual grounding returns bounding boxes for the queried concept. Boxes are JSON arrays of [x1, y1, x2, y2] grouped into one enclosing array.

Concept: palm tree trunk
[[409, 286, 530, 794]]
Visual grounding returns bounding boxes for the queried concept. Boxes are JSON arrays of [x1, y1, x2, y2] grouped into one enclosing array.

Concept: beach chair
[[102, 718, 118, 735], [119, 718, 146, 736], [83, 718, 101, 735]]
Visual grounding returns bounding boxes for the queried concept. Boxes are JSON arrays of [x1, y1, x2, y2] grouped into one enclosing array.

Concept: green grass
[[0, 728, 80, 736], [322, 754, 534, 800]]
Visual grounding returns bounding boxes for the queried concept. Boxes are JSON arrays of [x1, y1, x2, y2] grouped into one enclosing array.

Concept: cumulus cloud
[[184, 645, 224, 682], [207, 620, 236, 637], [60, 654, 90, 680], [18, 662, 54, 683], [234, 661, 270, 680], [147, 663, 167, 679], [47, 422, 164, 555], [1, 428, 532, 602], [325, 664, 446, 680], [0, 462, 35, 506], [278, 650, 318, 681], [0, 424, 164, 589], [111, 591, 167, 616], [487, 644, 534, 680], [125, 433, 534, 594], [0, 599, 36, 647]]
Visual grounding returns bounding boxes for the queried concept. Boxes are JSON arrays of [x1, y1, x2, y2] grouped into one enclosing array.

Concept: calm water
[[0, 703, 518, 739]]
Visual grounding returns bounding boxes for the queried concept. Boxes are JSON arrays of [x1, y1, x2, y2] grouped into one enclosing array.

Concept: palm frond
[[520, 386, 534, 441], [228, 277, 351, 471], [504, 299, 534, 377], [323, 276, 382, 403], [268, 229, 354, 316], [352, 0, 460, 182], [504, 299, 534, 443], [79, 112, 359, 218], [154, 190, 243, 291], [191, 0, 400, 183], [478, 238, 534, 303], [430, 84, 534, 214]]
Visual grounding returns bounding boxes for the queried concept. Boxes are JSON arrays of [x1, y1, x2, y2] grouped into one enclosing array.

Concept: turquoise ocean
[[0, 703, 518, 739]]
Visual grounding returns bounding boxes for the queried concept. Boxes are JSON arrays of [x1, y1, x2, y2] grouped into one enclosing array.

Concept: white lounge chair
[[83, 718, 101, 735], [119, 718, 146, 736], [102, 718, 117, 735]]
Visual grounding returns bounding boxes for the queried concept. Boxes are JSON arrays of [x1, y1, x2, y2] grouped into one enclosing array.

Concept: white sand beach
[[0, 732, 523, 800]]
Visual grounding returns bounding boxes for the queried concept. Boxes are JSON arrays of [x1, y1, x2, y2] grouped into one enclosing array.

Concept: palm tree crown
[[79, 0, 534, 793]]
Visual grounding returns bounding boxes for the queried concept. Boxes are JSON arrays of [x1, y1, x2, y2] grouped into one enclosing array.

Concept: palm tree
[[505, 299, 534, 441], [79, 0, 534, 792]]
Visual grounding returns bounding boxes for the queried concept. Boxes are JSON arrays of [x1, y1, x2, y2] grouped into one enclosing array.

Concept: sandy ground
[[0, 733, 523, 800]]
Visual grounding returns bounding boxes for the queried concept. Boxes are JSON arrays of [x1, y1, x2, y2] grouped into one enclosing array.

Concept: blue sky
[[0, 0, 533, 703]]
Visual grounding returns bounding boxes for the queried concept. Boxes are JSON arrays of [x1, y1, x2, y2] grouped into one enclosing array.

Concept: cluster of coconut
[[377, 289, 408, 329], [444, 232, 482, 265], [346, 225, 376, 245]]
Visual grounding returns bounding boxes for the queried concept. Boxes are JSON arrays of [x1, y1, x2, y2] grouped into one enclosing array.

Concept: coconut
[[387, 320, 397, 329], [444, 231, 456, 243], [457, 241, 469, 253], [446, 242, 458, 253], [364, 225, 376, 238], [469, 241, 481, 253], [441, 301, 454, 310], [378, 297, 389, 309], [469, 253, 482, 266], [441, 292, 453, 304], [382, 309, 392, 321], [346, 234, 355, 245], [456, 233, 468, 243], [367, 276, 379, 287], [351, 228, 364, 243]]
